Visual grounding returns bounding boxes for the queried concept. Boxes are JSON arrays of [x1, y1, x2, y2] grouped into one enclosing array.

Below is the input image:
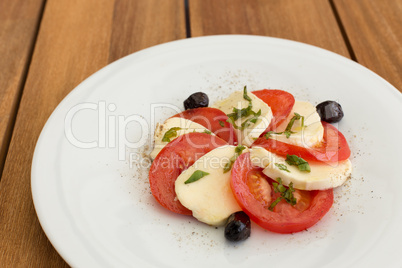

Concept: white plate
[[32, 35, 402, 268]]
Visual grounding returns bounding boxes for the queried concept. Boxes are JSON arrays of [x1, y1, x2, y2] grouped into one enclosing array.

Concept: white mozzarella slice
[[175, 145, 244, 226], [150, 117, 213, 159], [212, 90, 272, 147], [250, 147, 352, 190], [269, 101, 324, 148]]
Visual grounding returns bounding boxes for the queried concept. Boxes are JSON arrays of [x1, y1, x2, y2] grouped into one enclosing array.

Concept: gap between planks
[[185, 0, 191, 38], [328, 0, 357, 61], [0, 0, 48, 180]]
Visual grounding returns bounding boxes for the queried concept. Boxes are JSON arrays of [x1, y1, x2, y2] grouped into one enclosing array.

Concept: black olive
[[316, 100, 344, 123], [184, 92, 209, 110], [224, 211, 251, 242]]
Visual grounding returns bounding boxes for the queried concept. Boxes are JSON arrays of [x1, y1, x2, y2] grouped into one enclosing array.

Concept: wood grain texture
[[109, 0, 186, 62], [0, 0, 185, 266], [0, 0, 115, 266], [189, 0, 350, 57], [333, 0, 402, 91], [0, 0, 45, 177]]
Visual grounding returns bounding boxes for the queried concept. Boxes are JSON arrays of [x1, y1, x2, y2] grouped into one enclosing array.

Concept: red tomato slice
[[252, 89, 295, 131], [172, 107, 237, 145], [149, 132, 227, 215], [252, 121, 351, 162], [231, 153, 333, 234]]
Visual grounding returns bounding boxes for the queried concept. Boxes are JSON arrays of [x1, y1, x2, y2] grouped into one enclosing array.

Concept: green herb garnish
[[283, 113, 303, 138], [162, 127, 181, 142], [240, 109, 261, 129], [223, 160, 236, 173], [184, 170, 210, 184], [264, 131, 279, 139], [223, 160, 235, 173], [285, 154, 311, 172], [226, 117, 238, 129], [204, 129, 212, 134], [223, 145, 246, 173], [275, 163, 290, 173], [219, 120, 225, 127], [226, 103, 253, 122], [243, 86, 252, 102], [235, 145, 246, 154], [268, 178, 297, 211], [226, 86, 261, 130], [264, 113, 305, 139]]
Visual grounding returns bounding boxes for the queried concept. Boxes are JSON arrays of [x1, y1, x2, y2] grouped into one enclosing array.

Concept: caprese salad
[[149, 87, 351, 241]]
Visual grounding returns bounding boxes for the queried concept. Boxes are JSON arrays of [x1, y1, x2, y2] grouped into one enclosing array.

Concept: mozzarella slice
[[212, 90, 272, 147], [150, 117, 213, 159], [250, 147, 352, 190], [269, 101, 324, 148], [175, 145, 244, 226]]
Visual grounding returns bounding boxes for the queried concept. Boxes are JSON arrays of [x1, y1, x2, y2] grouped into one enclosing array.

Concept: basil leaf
[[235, 145, 246, 154], [243, 86, 252, 102], [284, 182, 297, 205], [285, 154, 311, 172], [240, 109, 262, 130], [283, 130, 295, 139], [228, 102, 253, 122], [264, 131, 277, 139], [275, 163, 290, 173], [268, 178, 297, 211], [268, 197, 283, 211], [226, 117, 240, 129], [272, 178, 286, 193], [293, 112, 302, 120], [226, 86, 261, 130], [162, 127, 181, 142], [219, 120, 225, 127], [184, 170, 210, 184], [297, 163, 311, 172], [282, 113, 305, 139], [223, 145, 246, 173], [223, 160, 235, 173], [264, 113, 306, 140]]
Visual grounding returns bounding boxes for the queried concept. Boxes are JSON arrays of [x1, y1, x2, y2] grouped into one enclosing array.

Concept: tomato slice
[[149, 132, 227, 215], [252, 89, 295, 131], [231, 153, 333, 233], [252, 121, 351, 162], [172, 107, 237, 145]]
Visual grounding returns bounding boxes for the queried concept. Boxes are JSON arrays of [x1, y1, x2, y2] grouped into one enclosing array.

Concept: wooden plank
[[0, 0, 45, 177], [189, 0, 350, 57], [109, 0, 186, 62], [0, 0, 185, 266], [333, 0, 402, 91]]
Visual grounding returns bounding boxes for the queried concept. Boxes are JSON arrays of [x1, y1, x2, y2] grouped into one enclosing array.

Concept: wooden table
[[0, 0, 401, 266]]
